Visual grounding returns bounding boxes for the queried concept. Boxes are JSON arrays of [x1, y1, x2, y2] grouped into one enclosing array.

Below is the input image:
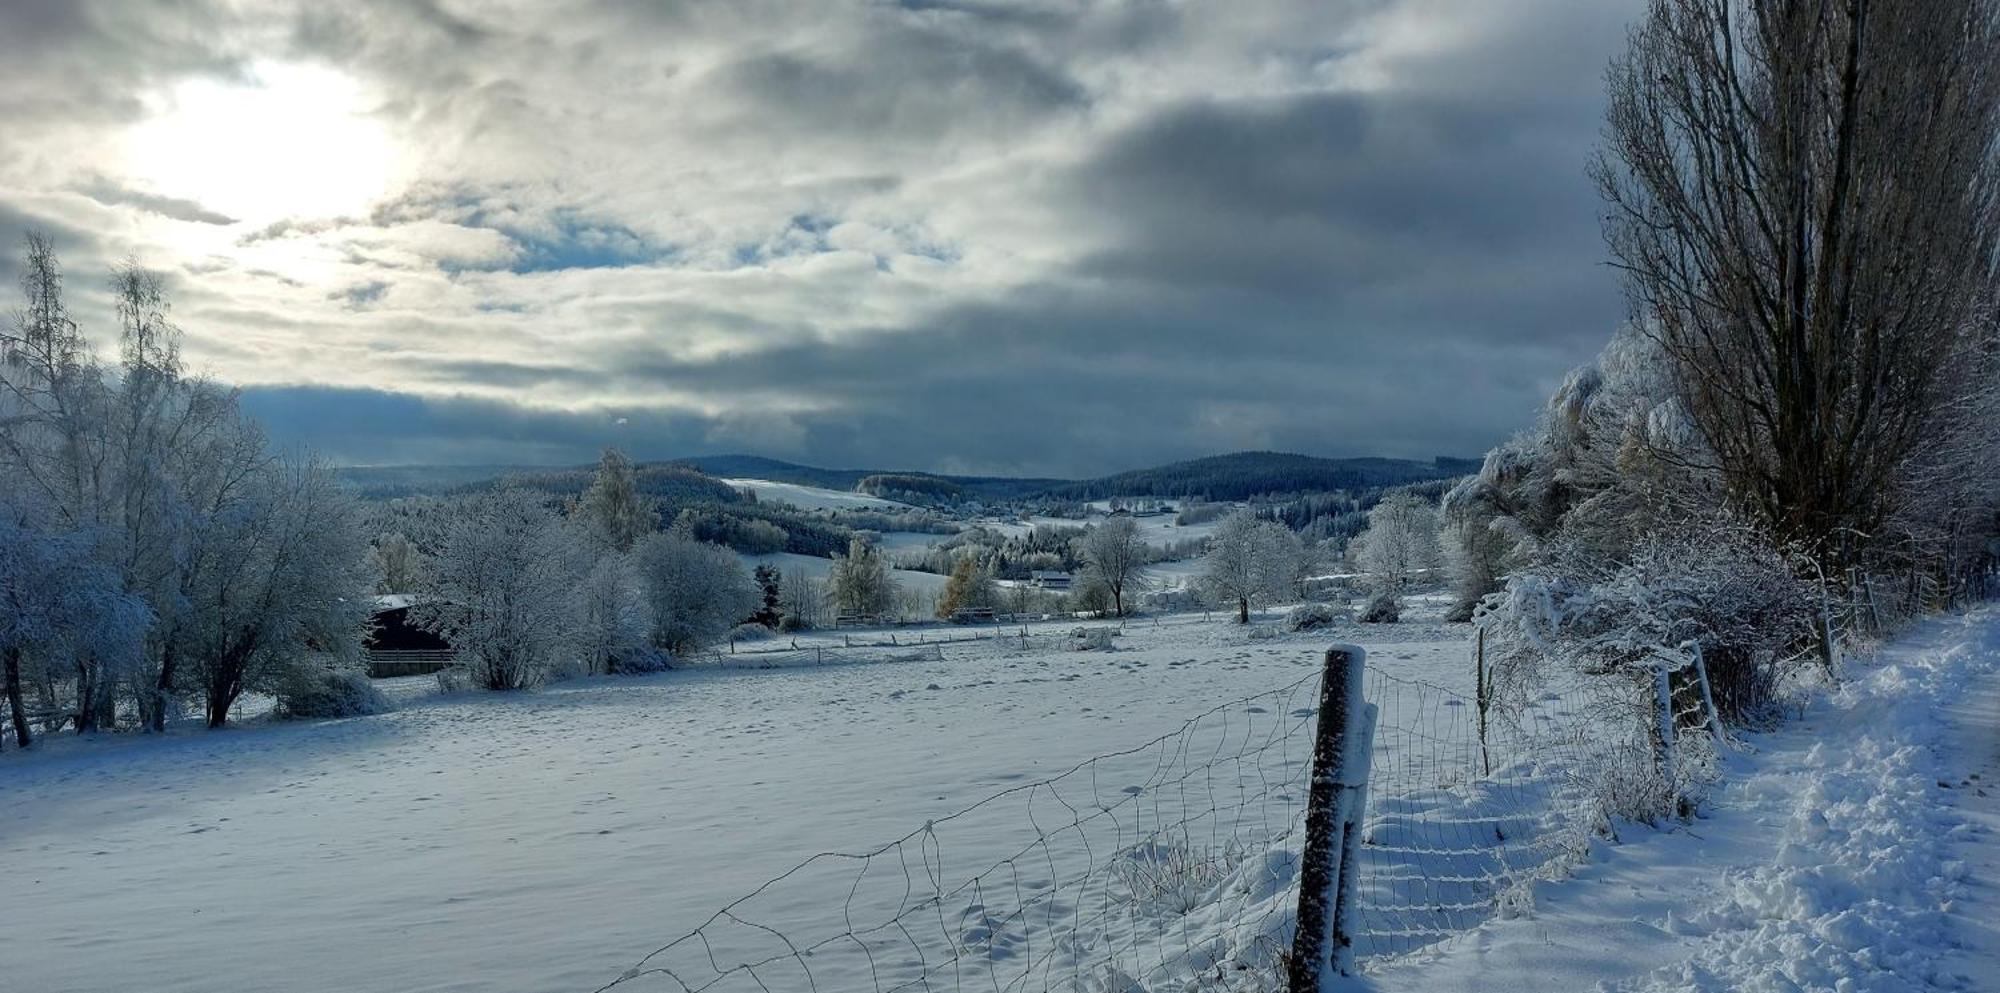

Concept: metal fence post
[[1289, 644, 1374, 992]]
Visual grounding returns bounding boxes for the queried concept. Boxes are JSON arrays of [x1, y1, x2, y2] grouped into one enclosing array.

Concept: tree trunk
[[148, 641, 177, 733], [72, 656, 97, 733], [5, 646, 31, 749], [1237, 597, 1250, 624], [205, 682, 233, 729]]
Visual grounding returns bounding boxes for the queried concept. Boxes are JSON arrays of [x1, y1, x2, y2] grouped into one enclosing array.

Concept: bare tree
[[1200, 512, 1300, 623], [1596, 0, 2000, 568], [1078, 517, 1148, 617]]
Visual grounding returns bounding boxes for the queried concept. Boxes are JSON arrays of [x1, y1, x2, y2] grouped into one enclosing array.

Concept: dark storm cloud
[[0, 0, 1648, 475]]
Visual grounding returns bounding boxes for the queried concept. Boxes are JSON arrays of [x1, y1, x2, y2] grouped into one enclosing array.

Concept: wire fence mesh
[[595, 671, 1325, 993]]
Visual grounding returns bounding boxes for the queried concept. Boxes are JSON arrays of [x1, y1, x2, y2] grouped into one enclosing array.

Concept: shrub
[[1359, 592, 1401, 623], [730, 623, 775, 644], [1285, 602, 1346, 631], [275, 668, 392, 719], [1070, 627, 1117, 651], [607, 645, 672, 674]]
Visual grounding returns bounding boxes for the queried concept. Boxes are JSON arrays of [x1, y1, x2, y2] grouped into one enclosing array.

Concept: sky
[[0, 0, 1642, 477]]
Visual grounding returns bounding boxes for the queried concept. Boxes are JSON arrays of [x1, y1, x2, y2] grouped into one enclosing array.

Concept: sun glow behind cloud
[[122, 61, 402, 223]]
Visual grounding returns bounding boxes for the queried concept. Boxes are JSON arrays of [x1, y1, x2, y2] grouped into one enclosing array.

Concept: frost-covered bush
[[274, 668, 392, 719], [730, 623, 774, 644], [608, 645, 671, 674], [1070, 626, 1117, 651], [1482, 518, 1815, 724], [1359, 592, 1400, 624], [1285, 602, 1346, 632]]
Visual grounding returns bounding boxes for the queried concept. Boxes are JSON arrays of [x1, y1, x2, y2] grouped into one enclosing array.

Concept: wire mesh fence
[[595, 671, 1325, 993]]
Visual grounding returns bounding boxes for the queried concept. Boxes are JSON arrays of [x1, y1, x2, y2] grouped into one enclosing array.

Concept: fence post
[[1474, 626, 1491, 777], [1289, 644, 1374, 992], [1652, 663, 1675, 787], [1688, 641, 1725, 744]]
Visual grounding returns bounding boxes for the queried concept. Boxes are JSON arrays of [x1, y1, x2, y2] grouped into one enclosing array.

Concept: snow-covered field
[[10, 607, 1996, 993], [724, 478, 908, 511], [738, 549, 950, 597], [0, 612, 1469, 993]]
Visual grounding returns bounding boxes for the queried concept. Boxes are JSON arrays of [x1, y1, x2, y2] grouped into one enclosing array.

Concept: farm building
[[364, 594, 456, 677]]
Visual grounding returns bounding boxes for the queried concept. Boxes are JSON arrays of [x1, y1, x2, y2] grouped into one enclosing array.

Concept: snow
[[0, 612, 1463, 993], [723, 478, 909, 511], [8, 606, 1995, 993], [1361, 606, 2000, 993], [739, 549, 949, 596]]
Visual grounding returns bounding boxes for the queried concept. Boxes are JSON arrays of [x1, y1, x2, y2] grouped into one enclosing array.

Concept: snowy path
[[1368, 606, 2000, 993], [1936, 662, 2000, 986]]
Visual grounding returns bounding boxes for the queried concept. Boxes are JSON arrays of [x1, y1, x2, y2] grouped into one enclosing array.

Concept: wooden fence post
[[1689, 641, 1725, 743], [1474, 626, 1491, 777], [1288, 644, 1376, 992], [1652, 663, 1676, 788]]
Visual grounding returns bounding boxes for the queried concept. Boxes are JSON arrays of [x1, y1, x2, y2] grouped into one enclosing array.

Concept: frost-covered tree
[[826, 537, 896, 620], [0, 506, 148, 748], [1438, 492, 1517, 623], [633, 531, 757, 655], [370, 532, 426, 594], [1200, 512, 1301, 623], [574, 554, 654, 674], [416, 491, 582, 690], [573, 447, 658, 553], [1078, 517, 1148, 617], [1352, 493, 1440, 595], [178, 457, 375, 726]]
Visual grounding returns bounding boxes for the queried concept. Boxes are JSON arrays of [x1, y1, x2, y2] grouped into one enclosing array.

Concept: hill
[[1037, 451, 1478, 501], [672, 455, 1063, 502], [335, 451, 1478, 506]]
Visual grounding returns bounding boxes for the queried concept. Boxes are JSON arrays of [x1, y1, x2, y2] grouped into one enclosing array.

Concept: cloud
[[0, 0, 1647, 476], [73, 177, 237, 225]]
